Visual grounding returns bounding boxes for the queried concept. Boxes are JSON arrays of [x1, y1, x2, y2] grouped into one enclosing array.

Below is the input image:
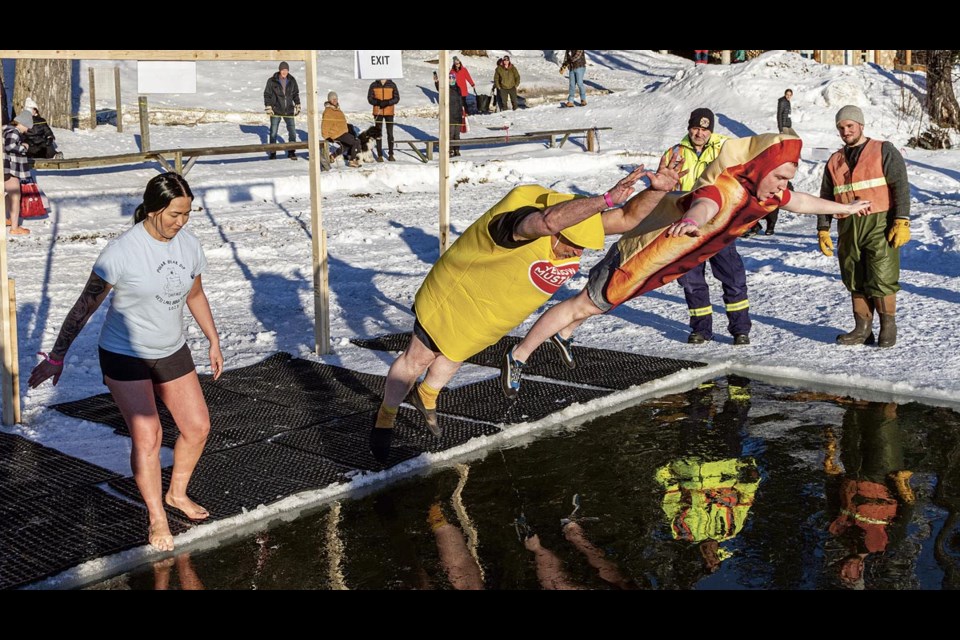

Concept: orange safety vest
[[826, 139, 891, 213], [370, 83, 397, 117]]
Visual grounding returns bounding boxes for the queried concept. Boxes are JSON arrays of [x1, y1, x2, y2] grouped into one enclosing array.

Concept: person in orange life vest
[[824, 401, 915, 589], [370, 154, 685, 457], [501, 134, 873, 399], [816, 105, 911, 349]]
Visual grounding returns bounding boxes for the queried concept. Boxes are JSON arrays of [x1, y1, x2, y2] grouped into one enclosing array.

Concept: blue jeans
[[567, 67, 586, 103], [269, 115, 297, 144]]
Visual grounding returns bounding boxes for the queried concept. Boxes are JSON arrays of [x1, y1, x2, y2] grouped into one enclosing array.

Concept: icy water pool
[[88, 377, 960, 590]]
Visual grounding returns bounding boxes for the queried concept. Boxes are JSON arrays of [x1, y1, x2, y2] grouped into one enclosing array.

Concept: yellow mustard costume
[[415, 185, 602, 362]]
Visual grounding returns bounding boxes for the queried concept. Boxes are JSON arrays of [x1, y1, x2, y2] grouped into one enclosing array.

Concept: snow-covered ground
[[4, 51, 960, 581]]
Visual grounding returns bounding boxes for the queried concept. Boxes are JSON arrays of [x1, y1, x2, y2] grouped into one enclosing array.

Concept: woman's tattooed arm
[[50, 271, 113, 359]]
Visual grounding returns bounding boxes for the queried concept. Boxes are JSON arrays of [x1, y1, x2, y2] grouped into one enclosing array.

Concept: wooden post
[[88, 67, 97, 129], [721, 50, 731, 65], [0, 203, 12, 425], [587, 128, 597, 153], [305, 50, 330, 355], [138, 95, 150, 152], [114, 66, 123, 133], [438, 50, 450, 255], [8, 279, 19, 424], [905, 50, 912, 66]]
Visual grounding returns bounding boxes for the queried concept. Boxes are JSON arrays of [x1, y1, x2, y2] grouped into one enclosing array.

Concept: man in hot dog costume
[[501, 133, 873, 399], [371, 155, 684, 454], [816, 105, 911, 349]]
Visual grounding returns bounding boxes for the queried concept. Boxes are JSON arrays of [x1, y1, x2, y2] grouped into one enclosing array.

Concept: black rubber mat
[[352, 332, 707, 390], [274, 407, 502, 471], [209, 357, 385, 417], [0, 486, 190, 590], [0, 432, 121, 504], [52, 381, 321, 452], [108, 442, 352, 520], [438, 377, 612, 424]]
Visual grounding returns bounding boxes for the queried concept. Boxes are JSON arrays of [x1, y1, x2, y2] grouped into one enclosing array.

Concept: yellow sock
[[417, 381, 441, 410], [376, 404, 398, 428]]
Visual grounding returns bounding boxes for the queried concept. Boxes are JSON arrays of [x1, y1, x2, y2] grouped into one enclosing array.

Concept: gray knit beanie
[[835, 105, 864, 126]]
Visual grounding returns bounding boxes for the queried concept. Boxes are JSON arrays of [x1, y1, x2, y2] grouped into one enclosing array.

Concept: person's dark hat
[[688, 107, 714, 132], [278, 61, 290, 71]]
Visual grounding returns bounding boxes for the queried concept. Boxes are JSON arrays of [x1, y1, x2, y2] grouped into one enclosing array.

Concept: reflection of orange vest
[[828, 478, 898, 553], [827, 139, 890, 213]]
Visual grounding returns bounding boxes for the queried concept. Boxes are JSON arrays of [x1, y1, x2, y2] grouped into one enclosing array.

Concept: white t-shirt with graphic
[[93, 222, 207, 359]]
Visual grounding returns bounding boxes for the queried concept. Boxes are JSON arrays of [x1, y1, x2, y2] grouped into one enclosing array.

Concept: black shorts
[[412, 318, 441, 353], [99, 344, 196, 384]]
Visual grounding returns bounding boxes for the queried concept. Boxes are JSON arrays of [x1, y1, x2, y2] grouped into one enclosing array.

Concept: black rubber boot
[[878, 314, 897, 348], [837, 295, 875, 345]]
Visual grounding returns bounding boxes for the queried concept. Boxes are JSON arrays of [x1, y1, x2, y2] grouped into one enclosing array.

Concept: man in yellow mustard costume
[[371, 155, 684, 456]]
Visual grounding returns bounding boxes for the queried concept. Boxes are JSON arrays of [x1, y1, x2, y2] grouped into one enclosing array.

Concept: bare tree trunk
[[12, 59, 72, 129], [926, 50, 960, 129]]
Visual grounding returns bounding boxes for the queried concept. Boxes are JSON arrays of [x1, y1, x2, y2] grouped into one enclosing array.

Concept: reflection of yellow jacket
[[662, 133, 729, 192], [656, 457, 759, 543], [414, 185, 589, 362]]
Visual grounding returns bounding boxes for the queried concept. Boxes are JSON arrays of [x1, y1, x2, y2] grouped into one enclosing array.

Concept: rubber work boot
[[875, 294, 897, 348], [550, 333, 576, 369], [687, 332, 709, 344], [733, 334, 750, 346], [837, 294, 875, 345], [408, 385, 441, 437]]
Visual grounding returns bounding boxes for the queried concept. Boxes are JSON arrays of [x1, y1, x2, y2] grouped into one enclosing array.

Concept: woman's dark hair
[[133, 173, 194, 224]]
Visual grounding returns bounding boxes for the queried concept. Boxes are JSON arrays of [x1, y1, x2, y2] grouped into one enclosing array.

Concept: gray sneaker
[[550, 333, 576, 369], [408, 385, 441, 437], [501, 347, 525, 400]]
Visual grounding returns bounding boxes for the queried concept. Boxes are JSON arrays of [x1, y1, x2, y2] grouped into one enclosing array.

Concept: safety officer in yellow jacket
[[370, 155, 684, 456], [817, 105, 911, 348], [664, 108, 751, 345]]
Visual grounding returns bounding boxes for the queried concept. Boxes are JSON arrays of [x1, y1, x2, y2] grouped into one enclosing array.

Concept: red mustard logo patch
[[529, 261, 579, 294]]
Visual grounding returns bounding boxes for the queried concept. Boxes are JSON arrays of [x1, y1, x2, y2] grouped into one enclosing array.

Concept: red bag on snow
[[461, 109, 469, 134], [20, 179, 47, 218]]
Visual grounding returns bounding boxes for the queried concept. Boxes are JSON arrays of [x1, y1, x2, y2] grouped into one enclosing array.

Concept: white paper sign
[[137, 61, 197, 94], [355, 51, 403, 80]]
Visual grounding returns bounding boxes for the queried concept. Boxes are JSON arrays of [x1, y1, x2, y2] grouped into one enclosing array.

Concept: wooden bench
[[395, 126, 613, 163], [34, 141, 313, 176]]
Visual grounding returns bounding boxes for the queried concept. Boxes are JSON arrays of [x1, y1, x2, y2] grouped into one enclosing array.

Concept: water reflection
[[824, 401, 916, 589], [89, 378, 960, 590], [152, 553, 204, 590]]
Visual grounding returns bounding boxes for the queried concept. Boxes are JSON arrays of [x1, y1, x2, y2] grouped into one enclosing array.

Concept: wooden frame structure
[[0, 49, 330, 425]]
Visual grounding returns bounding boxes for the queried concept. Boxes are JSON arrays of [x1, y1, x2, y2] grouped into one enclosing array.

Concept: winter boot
[[376, 140, 384, 163], [837, 294, 875, 345], [875, 294, 897, 348]]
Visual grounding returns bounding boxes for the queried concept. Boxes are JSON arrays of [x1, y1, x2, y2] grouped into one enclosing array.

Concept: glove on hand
[[887, 219, 910, 248], [265, 106, 274, 116], [294, 104, 301, 116], [818, 230, 834, 257]]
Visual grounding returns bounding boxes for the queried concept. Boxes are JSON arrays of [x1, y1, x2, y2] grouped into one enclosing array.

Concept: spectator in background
[[368, 78, 400, 162], [733, 50, 747, 63], [321, 91, 361, 168], [263, 61, 301, 160], [450, 56, 477, 115], [3, 109, 33, 235], [694, 50, 709, 64], [0, 74, 10, 126], [434, 71, 464, 157], [494, 55, 521, 111], [777, 89, 795, 135], [22, 97, 61, 160], [493, 58, 505, 111], [561, 50, 588, 108]]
